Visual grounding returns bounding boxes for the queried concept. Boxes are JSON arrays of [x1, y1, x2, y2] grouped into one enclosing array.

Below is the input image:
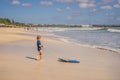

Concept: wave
[[92, 45, 120, 53], [37, 27, 67, 32], [107, 28, 120, 33], [75, 43, 120, 53], [77, 27, 104, 31], [59, 38, 70, 43], [59, 37, 120, 53], [36, 27, 105, 32]]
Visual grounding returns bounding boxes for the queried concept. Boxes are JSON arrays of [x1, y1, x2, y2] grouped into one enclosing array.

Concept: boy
[[37, 35, 43, 60]]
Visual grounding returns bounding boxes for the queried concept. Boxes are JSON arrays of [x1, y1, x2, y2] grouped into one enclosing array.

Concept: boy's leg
[[39, 50, 43, 60]]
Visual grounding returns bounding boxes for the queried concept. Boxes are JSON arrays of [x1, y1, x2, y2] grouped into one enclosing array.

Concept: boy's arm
[[39, 44, 43, 47]]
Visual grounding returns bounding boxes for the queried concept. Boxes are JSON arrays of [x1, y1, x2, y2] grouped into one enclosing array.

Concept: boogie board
[[58, 58, 80, 63]]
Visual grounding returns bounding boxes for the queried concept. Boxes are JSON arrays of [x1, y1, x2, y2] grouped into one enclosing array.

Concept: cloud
[[40, 1, 53, 6], [76, 0, 89, 3], [90, 8, 97, 12], [79, 3, 96, 8], [22, 3, 32, 7], [55, 0, 75, 3], [100, 5, 112, 10], [56, 8, 63, 11], [56, 6, 71, 12], [66, 6, 71, 10], [12, 0, 20, 5], [113, 4, 120, 8]]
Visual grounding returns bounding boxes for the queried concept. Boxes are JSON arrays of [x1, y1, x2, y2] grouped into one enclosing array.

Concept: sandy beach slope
[[0, 28, 120, 80]]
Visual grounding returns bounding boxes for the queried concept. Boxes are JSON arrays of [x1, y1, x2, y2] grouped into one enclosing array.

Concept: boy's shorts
[[37, 47, 41, 51]]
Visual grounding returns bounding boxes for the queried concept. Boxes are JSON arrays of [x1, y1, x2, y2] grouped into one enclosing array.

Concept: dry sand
[[0, 28, 120, 80]]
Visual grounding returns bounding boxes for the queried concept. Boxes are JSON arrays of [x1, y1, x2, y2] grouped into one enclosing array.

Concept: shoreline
[[57, 35, 120, 53]]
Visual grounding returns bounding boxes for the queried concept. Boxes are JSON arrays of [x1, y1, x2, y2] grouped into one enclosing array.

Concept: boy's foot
[[40, 59, 43, 62]]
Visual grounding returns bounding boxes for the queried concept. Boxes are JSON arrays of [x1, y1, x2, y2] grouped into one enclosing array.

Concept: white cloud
[[113, 4, 120, 8], [79, 3, 96, 8], [12, 0, 20, 5], [40, 1, 53, 6], [22, 3, 32, 7], [100, 5, 112, 10], [76, 0, 89, 3], [55, 0, 74, 3], [90, 8, 97, 12], [56, 8, 63, 12], [56, 6, 71, 12], [66, 6, 71, 10]]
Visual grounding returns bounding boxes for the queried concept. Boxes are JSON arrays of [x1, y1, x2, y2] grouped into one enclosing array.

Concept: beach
[[0, 27, 120, 80]]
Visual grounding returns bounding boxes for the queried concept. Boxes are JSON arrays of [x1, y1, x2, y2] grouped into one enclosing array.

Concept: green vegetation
[[0, 18, 12, 25], [0, 17, 26, 27]]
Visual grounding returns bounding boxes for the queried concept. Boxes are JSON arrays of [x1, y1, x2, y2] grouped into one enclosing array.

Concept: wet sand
[[0, 28, 120, 80]]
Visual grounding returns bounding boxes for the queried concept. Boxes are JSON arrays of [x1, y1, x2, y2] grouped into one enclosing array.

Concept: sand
[[0, 28, 120, 80]]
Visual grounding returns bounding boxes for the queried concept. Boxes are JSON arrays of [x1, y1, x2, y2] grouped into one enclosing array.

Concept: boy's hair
[[37, 35, 41, 40]]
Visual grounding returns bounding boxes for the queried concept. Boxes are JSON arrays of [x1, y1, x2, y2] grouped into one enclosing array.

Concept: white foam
[[69, 41, 120, 53], [93, 45, 120, 53], [59, 38, 70, 43], [36, 27, 104, 32], [107, 28, 120, 33], [37, 27, 67, 32], [75, 43, 120, 53], [77, 27, 104, 31]]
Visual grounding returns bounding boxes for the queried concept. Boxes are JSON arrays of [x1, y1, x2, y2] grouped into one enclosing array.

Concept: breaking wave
[[107, 29, 120, 33], [36, 27, 105, 32]]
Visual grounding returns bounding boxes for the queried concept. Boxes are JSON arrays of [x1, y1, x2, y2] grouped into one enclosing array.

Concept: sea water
[[36, 27, 120, 53]]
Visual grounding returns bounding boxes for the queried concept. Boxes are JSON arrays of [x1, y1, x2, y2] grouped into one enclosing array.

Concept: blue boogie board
[[58, 58, 80, 63]]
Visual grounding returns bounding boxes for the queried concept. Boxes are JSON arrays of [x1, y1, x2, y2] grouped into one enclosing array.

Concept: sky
[[0, 0, 120, 25]]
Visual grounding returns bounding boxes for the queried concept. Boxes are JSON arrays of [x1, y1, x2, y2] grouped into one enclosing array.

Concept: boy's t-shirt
[[37, 40, 41, 51]]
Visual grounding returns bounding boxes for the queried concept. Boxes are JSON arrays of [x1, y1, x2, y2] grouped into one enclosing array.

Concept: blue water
[[37, 27, 120, 53]]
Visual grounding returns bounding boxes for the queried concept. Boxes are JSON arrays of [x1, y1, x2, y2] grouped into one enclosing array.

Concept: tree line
[[0, 18, 26, 27]]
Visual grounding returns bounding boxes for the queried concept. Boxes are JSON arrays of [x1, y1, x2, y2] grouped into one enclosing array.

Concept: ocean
[[35, 27, 120, 53]]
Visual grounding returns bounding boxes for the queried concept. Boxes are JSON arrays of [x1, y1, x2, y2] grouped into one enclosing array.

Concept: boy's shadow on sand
[[26, 56, 37, 60]]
